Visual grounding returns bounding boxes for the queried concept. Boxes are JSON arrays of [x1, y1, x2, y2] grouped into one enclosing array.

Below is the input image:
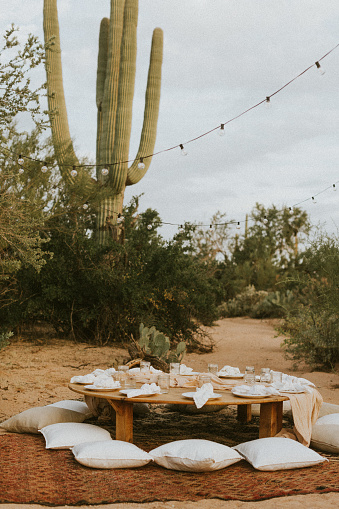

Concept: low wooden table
[[69, 383, 289, 443]]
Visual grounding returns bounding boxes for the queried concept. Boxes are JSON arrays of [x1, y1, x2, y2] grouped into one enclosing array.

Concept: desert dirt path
[[1, 317, 338, 509]]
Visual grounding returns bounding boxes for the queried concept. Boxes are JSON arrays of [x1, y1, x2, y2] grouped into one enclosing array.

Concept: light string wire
[[0, 43, 338, 231], [1, 42, 338, 169]]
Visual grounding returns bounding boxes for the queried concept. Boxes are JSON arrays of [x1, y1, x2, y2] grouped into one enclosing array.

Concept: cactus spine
[[43, 0, 163, 243]]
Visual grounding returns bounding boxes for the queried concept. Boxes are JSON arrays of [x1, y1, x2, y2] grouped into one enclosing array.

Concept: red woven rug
[[1, 433, 338, 505], [1, 408, 338, 505]]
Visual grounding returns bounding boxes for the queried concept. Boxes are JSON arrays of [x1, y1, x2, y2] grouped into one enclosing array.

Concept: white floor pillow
[[0, 406, 87, 434], [149, 439, 242, 471], [311, 413, 339, 453], [233, 437, 327, 471], [47, 400, 92, 417], [72, 440, 152, 468], [40, 422, 112, 449], [318, 402, 339, 418]]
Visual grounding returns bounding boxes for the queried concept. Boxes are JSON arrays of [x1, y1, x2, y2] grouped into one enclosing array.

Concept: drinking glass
[[198, 374, 211, 387], [244, 366, 255, 385], [260, 368, 271, 384], [140, 360, 151, 373], [169, 362, 180, 375], [208, 363, 218, 376], [124, 374, 137, 389], [158, 373, 170, 393], [271, 371, 282, 384], [117, 365, 129, 387]]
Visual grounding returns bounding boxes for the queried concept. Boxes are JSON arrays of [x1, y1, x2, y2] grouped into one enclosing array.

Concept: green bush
[[280, 233, 339, 369]]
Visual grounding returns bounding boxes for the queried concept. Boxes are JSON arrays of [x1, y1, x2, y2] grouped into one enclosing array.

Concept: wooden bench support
[[237, 404, 252, 423], [107, 400, 134, 443], [259, 401, 283, 438]]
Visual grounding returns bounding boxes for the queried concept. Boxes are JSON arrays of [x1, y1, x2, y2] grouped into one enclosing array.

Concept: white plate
[[218, 373, 244, 379], [84, 385, 119, 391], [182, 392, 222, 400], [179, 371, 200, 376], [232, 391, 272, 399], [279, 389, 305, 394], [119, 389, 159, 397]]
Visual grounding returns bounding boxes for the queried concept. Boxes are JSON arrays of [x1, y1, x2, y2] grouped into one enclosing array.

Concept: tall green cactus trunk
[[43, 0, 163, 244]]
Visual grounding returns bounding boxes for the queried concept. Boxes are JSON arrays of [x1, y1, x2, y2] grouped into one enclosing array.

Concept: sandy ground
[[1, 317, 338, 509]]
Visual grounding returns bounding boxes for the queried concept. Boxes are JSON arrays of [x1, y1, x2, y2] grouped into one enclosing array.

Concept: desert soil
[[1, 316, 339, 509]]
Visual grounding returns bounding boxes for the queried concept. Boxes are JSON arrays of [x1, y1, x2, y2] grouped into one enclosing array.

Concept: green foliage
[[0, 25, 48, 137], [0, 331, 13, 351], [280, 233, 339, 369], [137, 323, 186, 363]]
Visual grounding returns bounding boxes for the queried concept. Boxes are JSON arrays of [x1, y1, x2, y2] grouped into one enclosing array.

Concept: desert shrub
[[280, 233, 339, 369], [218, 285, 268, 317], [4, 206, 221, 347], [0, 331, 13, 351]]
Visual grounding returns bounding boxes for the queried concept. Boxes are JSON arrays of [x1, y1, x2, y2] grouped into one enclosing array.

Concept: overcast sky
[[1, 0, 338, 240]]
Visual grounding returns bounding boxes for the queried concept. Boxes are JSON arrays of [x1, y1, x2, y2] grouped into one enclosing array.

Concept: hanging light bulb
[[218, 124, 225, 137], [263, 215, 269, 224], [41, 163, 48, 173], [138, 157, 145, 169], [18, 167, 24, 174], [333, 184, 337, 191], [18, 155, 24, 165], [265, 96, 271, 109], [82, 201, 89, 210], [236, 222, 241, 230], [312, 196, 317, 204], [178, 225, 185, 233], [101, 167, 109, 176], [71, 166, 77, 177], [147, 224, 152, 230], [315, 61, 325, 76], [179, 144, 188, 156], [117, 213, 124, 224]]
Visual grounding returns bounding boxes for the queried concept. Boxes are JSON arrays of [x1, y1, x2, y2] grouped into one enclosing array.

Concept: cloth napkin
[[125, 382, 161, 398], [218, 365, 241, 376], [91, 377, 121, 389], [193, 383, 216, 408], [179, 364, 194, 375], [104, 368, 116, 376], [70, 374, 96, 384], [272, 380, 313, 394], [281, 373, 315, 387]]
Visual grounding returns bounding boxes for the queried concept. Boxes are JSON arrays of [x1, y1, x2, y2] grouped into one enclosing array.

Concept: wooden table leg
[[237, 404, 252, 423], [107, 400, 134, 442], [259, 401, 283, 438]]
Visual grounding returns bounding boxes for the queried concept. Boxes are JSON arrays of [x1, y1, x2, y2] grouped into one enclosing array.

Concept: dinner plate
[[119, 389, 159, 397], [218, 373, 244, 379], [179, 371, 200, 376], [232, 390, 271, 399], [182, 392, 222, 399], [84, 385, 119, 391], [279, 389, 305, 394]]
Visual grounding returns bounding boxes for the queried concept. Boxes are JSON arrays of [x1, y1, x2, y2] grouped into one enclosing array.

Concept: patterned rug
[[1, 406, 338, 505]]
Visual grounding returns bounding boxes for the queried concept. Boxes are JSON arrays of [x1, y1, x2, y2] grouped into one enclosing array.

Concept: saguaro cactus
[[43, 0, 163, 243]]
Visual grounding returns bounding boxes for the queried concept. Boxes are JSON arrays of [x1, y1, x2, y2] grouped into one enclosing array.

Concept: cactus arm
[[109, 0, 138, 194], [43, 0, 79, 183], [98, 0, 125, 171], [96, 17, 110, 178], [126, 27, 163, 186]]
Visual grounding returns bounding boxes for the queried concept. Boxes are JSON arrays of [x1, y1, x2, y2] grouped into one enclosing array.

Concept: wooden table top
[[68, 383, 289, 406]]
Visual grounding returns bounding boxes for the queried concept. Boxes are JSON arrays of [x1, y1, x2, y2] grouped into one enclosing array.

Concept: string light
[[147, 224, 152, 230], [315, 61, 325, 76], [218, 124, 225, 136], [333, 184, 337, 191], [265, 96, 271, 109], [236, 222, 241, 230], [263, 215, 269, 224], [82, 201, 89, 210], [117, 213, 124, 224], [312, 196, 317, 204], [70, 166, 77, 177], [18, 155, 24, 165], [138, 158, 145, 169], [179, 144, 188, 156], [18, 167, 24, 174], [178, 225, 185, 233], [101, 167, 109, 176], [41, 163, 48, 173]]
